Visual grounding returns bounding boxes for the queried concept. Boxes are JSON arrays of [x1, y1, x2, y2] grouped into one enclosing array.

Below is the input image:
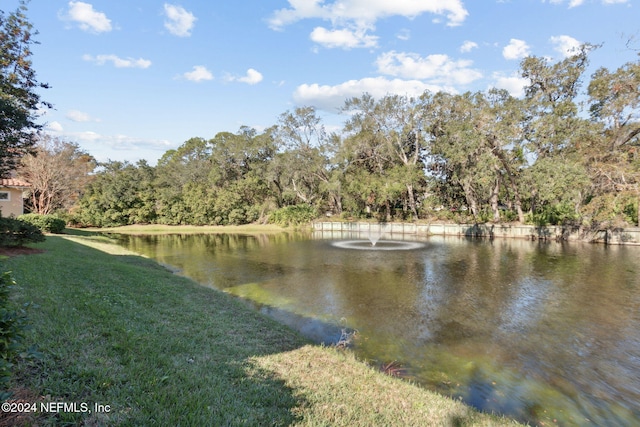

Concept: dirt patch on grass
[[0, 388, 44, 427], [0, 246, 45, 258]]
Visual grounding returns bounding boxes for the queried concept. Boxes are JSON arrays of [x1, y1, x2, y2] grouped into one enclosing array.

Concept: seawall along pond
[[312, 221, 640, 245]]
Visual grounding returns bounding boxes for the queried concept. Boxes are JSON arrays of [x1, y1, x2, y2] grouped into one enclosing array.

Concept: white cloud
[[106, 134, 173, 151], [502, 38, 530, 60], [46, 121, 64, 133], [396, 29, 411, 41], [64, 1, 112, 33], [310, 26, 378, 49], [549, 35, 581, 58], [269, 1, 467, 50], [74, 131, 102, 142], [164, 4, 196, 37], [460, 40, 478, 53], [293, 77, 447, 112], [83, 54, 152, 69], [293, 48, 483, 113], [269, 0, 469, 29], [547, 0, 627, 6], [41, 128, 173, 163], [66, 110, 100, 122], [546, 0, 584, 6], [490, 72, 529, 98], [182, 65, 213, 82], [228, 68, 264, 85], [375, 51, 482, 85], [70, 131, 172, 152]]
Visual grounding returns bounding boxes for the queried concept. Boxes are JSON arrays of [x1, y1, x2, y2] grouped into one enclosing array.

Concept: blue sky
[[5, 0, 639, 164]]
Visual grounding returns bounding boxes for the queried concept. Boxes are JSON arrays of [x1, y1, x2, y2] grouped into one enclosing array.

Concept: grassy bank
[[1, 234, 524, 426]]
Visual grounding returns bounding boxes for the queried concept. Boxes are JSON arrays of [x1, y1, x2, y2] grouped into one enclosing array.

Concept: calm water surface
[[114, 232, 640, 426]]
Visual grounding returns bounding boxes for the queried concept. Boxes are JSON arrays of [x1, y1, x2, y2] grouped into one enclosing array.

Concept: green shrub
[[268, 205, 318, 226], [227, 208, 246, 225], [244, 205, 262, 223], [476, 209, 493, 223], [501, 210, 519, 223], [622, 201, 638, 226], [18, 213, 66, 234], [525, 203, 579, 226], [0, 217, 45, 247], [340, 211, 354, 220], [0, 272, 30, 398]]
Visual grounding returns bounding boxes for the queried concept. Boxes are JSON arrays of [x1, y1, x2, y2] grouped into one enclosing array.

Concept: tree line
[[35, 45, 632, 228]]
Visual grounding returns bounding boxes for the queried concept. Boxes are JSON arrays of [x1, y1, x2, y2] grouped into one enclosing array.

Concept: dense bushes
[[17, 213, 66, 233], [524, 203, 581, 226], [0, 217, 45, 247], [268, 205, 318, 226]]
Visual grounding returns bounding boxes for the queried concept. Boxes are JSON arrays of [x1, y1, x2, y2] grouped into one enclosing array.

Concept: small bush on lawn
[[18, 214, 66, 234], [0, 217, 45, 247], [268, 205, 318, 226]]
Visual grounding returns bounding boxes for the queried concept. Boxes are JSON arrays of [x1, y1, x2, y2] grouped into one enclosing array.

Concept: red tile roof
[[0, 178, 31, 188]]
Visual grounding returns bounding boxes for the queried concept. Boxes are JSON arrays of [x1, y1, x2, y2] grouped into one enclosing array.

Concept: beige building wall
[[0, 187, 26, 217]]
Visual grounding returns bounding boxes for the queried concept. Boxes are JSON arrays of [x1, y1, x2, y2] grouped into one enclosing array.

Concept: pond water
[[113, 232, 640, 426]]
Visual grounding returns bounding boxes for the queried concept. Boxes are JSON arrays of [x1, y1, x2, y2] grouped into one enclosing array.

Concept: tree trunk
[[406, 183, 419, 219], [515, 200, 525, 224], [462, 181, 478, 217], [530, 189, 537, 220], [334, 194, 342, 214], [490, 175, 500, 222], [491, 143, 525, 224]]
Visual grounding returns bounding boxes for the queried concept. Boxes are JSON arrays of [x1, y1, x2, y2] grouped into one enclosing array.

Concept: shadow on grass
[[4, 235, 309, 426]]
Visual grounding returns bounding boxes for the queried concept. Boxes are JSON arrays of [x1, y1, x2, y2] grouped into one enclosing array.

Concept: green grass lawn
[[1, 233, 525, 426]]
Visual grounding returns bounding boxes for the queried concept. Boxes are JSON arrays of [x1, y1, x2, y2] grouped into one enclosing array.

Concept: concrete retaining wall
[[312, 222, 640, 245]]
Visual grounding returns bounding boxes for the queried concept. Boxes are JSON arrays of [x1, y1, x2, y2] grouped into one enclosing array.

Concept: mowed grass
[[2, 234, 525, 426]]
